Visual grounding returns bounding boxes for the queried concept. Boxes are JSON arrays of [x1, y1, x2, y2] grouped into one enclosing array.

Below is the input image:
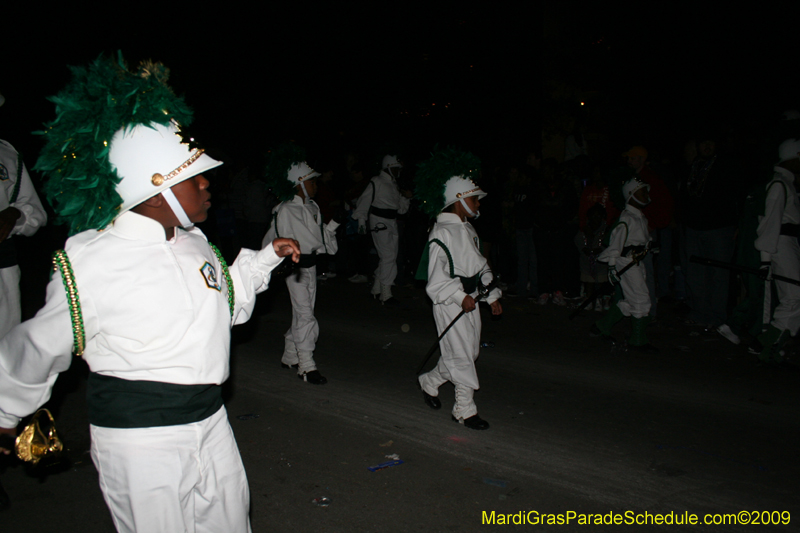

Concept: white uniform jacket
[[262, 196, 339, 255], [427, 213, 501, 306], [598, 204, 652, 317], [0, 211, 283, 428], [597, 204, 651, 268], [0, 139, 47, 238], [352, 171, 410, 223]]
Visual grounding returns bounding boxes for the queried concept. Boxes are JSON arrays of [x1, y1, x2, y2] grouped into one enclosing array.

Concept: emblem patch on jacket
[[0, 164, 8, 181], [200, 262, 221, 291]]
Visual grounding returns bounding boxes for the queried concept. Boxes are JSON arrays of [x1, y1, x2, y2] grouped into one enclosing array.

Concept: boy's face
[[631, 187, 650, 206], [463, 196, 480, 216], [171, 174, 211, 223], [298, 177, 318, 199]]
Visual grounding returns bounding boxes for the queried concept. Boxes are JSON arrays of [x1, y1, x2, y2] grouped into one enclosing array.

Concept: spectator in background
[[534, 158, 578, 305], [579, 164, 620, 229], [506, 165, 537, 298], [678, 134, 742, 329], [575, 203, 609, 310]]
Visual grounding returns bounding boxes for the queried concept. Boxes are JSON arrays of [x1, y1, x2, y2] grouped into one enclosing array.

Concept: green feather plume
[[264, 143, 308, 202], [34, 52, 193, 235], [415, 147, 482, 217]]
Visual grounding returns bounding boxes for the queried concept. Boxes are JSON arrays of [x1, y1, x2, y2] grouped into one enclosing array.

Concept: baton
[[568, 250, 648, 320], [415, 281, 497, 375], [690, 255, 800, 286]]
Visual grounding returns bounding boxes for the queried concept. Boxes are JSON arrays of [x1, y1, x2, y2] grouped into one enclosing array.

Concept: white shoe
[[716, 324, 741, 345], [552, 291, 566, 307], [349, 274, 368, 283], [536, 293, 550, 305]]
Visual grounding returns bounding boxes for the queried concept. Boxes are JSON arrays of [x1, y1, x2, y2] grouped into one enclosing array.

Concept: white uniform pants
[[419, 299, 481, 420], [615, 259, 650, 318], [771, 236, 800, 335], [90, 406, 251, 533], [0, 266, 21, 338], [370, 215, 398, 288], [282, 266, 319, 373]]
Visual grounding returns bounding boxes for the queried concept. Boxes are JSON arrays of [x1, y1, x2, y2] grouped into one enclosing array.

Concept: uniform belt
[[622, 245, 646, 257], [780, 223, 800, 237], [369, 206, 398, 219], [0, 237, 17, 268], [458, 275, 479, 294], [297, 252, 317, 268], [87, 373, 223, 428]]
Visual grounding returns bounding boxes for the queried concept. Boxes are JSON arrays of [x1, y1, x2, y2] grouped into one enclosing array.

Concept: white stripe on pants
[[90, 406, 251, 533]]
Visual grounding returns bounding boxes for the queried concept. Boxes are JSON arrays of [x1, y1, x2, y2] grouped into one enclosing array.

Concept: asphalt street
[[1, 274, 799, 532]]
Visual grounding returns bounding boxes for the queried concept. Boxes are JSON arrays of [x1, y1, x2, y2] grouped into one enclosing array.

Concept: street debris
[[368, 459, 404, 472], [312, 497, 331, 507]]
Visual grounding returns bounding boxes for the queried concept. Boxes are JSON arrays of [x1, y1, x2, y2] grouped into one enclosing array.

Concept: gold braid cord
[[52, 250, 86, 357], [209, 243, 235, 318]]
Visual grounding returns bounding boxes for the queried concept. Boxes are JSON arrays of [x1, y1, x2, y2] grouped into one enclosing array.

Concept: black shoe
[[281, 363, 298, 370], [300, 370, 327, 385], [423, 391, 441, 410], [452, 414, 490, 430]]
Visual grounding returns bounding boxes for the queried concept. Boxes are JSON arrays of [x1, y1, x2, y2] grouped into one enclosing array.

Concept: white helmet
[[778, 138, 800, 164], [109, 121, 222, 216], [286, 161, 320, 185], [382, 154, 403, 170], [622, 176, 650, 202], [443, 175, 487, 209]]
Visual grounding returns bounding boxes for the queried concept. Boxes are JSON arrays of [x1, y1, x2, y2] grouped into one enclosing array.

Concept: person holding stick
[[590, 175, 657, 353], [415, 148, 502, 430]]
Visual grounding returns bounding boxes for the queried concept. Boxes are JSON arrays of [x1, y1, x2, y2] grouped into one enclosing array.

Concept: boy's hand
[[0, 207, 21, 243], [272, 238, 301, 263], [461, 295, 476, 313], [0, 426, 16, 455], [490, 301, 502, 315]]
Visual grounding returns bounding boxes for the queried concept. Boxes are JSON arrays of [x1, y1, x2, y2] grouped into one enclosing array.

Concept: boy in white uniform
[[591, 176, 657, 352], [0, 56, 300, 533], [754, 139, 800, 362], [415, 148, 502, 430], [352, 154, 411, 305], [262, 145, 338, 384]]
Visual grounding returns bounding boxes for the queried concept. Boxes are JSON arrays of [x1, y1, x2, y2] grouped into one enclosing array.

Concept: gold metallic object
[[151, 173, 165, 186], [15, 409, 63, 464]]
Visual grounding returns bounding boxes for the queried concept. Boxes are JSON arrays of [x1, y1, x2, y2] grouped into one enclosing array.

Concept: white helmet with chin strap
[[109, 121, 222, 228], [382, 154, 403, 171], [443, 175, 487, 218], [285, 161, 320, 202], [622, 175, 650, 205]]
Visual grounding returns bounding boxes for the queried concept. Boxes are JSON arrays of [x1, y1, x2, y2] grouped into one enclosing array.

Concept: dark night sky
[[1, 6, 535, 172], [1, 6, 795, 175]]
